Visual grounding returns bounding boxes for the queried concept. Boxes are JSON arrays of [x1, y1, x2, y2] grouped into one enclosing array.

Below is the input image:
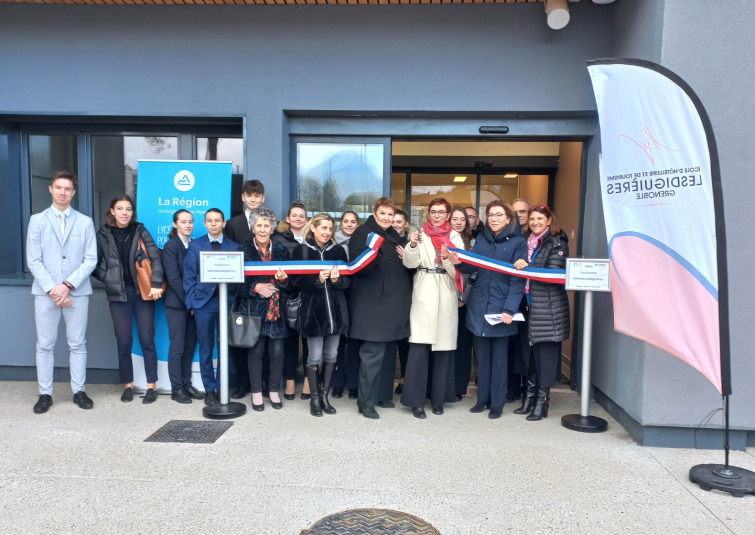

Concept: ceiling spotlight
[[504, 174, 518, 179], [454, 176, 467, 182], [545, 0, 570, 30]]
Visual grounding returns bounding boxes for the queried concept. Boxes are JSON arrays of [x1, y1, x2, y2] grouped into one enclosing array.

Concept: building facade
[[0, 0, 752, 449]]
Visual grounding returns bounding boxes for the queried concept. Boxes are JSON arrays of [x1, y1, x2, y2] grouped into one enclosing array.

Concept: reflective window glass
[[410, 174, 477, 227], [296, 143, 383, 219], [92, 136, 177, 230], [197, 137, 244, 218], [28, 135, 79, 215]]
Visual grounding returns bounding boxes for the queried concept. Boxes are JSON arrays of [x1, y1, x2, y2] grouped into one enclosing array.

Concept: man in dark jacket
[[348, 198, 412, 419], [224, 179, 265, 399], [465, 206, 485, 238]]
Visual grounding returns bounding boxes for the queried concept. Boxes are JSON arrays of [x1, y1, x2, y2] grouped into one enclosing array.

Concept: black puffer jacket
[[528, 230, 570, 344], [271, 221, 302, 258], [93, 223, 164, 302], [291, 239, 351, 338], [235, 239, 292, 339], [347, 216, 412, 342]]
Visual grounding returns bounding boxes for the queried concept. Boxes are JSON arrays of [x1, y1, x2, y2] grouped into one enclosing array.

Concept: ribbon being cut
[[447, 245, 566, 284], [244, 232, 384, 276]]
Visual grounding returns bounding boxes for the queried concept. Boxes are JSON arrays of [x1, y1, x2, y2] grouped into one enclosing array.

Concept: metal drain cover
[[144, 420, 233, 444], [302, 509, 441, 535]]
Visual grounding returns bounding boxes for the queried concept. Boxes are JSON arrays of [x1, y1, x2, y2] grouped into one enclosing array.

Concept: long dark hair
[[168, 209, 192, 240], [527, 204, 562, 238], [449, 205, 473, 251], [105, 195, 136, 227]]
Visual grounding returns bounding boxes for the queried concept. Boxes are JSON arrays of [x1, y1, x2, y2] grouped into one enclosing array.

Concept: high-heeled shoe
[[252, 402, 264, 412], [469, 402, 490, 413], [488, 407, 503, 419], [527, 387, 550, 421], [284, 393, 295, 401], [394, 383, 404, 395], [514, 372, 537, 415]]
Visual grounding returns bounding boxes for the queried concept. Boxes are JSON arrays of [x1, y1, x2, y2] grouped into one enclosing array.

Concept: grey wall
[[0, 124, 22, 276], [612, 0, 664, 62]]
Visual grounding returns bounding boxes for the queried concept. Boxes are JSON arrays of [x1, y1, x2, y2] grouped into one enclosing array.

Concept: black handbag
[[284, 293, 301, 331], [228, 296, 262, 348]]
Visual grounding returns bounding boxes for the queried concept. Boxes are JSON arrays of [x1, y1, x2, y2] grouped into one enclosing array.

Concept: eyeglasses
[[487, 212, 507, 220], [429, 210, 447, 216], [530, 204, 552, 216]]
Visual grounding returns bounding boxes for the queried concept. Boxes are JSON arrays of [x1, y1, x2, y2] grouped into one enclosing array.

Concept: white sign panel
[[200, 251, 244, 284], [565, 259, 611, 292]]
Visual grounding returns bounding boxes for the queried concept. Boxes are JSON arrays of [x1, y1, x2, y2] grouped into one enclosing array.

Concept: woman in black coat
[[348, 197, 413, 420], [236, 207, 292, 412], [450, 201, 527, 419], [514, 204, 570, 421], [161, 209, 205, 404], [291, 213, 351, 417], [93, 195, 164, 404]]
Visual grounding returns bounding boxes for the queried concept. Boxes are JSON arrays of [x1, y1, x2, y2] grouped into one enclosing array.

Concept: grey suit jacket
[[26, 206, 98, 296]]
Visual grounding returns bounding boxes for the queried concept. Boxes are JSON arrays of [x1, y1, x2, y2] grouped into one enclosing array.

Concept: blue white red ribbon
[[447, 246, 566, 284], [243, 233, 384, 276]]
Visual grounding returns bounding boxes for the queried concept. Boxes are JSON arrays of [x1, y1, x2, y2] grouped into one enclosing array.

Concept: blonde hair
[[303, 213, 335, 242]]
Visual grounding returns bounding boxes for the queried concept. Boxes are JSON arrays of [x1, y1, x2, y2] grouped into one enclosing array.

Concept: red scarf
[[421, 220, 462, 292]]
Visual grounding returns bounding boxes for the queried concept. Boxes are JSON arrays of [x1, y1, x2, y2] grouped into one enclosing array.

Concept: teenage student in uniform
[[183, 208, 239, 405]]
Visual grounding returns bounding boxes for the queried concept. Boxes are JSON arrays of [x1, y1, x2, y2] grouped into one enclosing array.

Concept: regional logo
[[174, 170, 195, 192]]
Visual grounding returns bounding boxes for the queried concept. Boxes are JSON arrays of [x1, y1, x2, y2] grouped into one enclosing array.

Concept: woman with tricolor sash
[[449, 201, 527, 419], [236, 207, 292, 412], [400, 198, 464, 419], [290, 213, 351, 417], [513, 204, 570, 421]]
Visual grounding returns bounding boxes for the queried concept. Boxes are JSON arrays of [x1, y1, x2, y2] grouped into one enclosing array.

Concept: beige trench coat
[[402, 230, 464, 351]]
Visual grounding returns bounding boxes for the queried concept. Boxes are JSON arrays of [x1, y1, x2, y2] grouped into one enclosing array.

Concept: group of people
[[27, 171, 570, 423]]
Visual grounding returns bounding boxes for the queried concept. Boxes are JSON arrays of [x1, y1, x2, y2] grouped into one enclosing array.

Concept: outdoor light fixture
[[545, 0, 570, 30], [591, 0, 616, 4], [454, 176, 467, 182], [504, 174, 518, 179]]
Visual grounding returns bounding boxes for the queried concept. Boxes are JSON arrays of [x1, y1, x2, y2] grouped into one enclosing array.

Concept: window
[[28, 135, 79, 216], [92, 136, 177, 230], [197, 137, 244, 218], [295, 141, 386, 219]]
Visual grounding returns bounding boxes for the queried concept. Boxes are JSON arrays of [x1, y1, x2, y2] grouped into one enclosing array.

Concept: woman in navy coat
[[450, 201, 527, 419], [162, 209, 203, 404]]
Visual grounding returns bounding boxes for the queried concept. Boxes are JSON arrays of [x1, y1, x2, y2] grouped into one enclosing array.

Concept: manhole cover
[[144, 420, 233, 444], [302, 509, 441, 535]]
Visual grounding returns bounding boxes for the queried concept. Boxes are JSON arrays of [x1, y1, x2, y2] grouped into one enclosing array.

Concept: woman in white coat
[[400, 198, 464, 418]]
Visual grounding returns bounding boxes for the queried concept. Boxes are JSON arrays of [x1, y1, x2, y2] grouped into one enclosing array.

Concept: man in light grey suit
[[26, 171, 98, 413]]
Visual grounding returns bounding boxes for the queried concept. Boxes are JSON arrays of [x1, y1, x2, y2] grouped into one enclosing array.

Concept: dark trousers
[[532, 341, 561, 388], [475, 335, 511, 409], [194, 296, 222, 393], [357, 341, 387, 409], [283, 335, 299, 381], [454, 306, 474, 396], [230, 345, 250, 388], [346, 337, 363, 391], [331, 335, 347, 389], [378, 341, 396, 403], [165, 305, 196, 392], [249, 336, 284, 393], [401, 343, 455, 409], [109, 284, 158, 384], [397, 337, 410, 378]]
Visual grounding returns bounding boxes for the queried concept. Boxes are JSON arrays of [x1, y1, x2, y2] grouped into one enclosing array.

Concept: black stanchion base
[[202, 402, 247, 420], [689, 464, 755, 498], [561, 414, 608, 433]]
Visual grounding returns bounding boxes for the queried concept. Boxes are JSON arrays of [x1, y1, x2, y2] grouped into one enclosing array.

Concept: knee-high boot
[[514, 371, 537, 415], [526, 386, 550, 421], [320, 362, 336, 415], [306, 365, 322, 417]]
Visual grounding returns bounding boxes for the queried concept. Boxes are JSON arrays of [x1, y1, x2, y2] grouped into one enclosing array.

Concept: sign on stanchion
[[200, 251, 247, 420], [561, 259, 610, 433]]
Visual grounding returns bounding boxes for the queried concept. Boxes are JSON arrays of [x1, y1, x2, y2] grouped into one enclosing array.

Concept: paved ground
[[1, 381, 753, 535]]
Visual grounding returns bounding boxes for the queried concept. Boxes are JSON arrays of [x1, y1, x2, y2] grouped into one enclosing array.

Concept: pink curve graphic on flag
[[610, 235, 721, 393]]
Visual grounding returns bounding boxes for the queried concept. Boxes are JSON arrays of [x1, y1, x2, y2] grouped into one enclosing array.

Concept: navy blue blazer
[[163, 235, 190, 310], [183, 234, 239, 310]]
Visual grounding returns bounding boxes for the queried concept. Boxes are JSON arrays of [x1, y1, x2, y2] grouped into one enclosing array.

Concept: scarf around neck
[[525, 227, 549, 294], [421, 219, 462, 292]]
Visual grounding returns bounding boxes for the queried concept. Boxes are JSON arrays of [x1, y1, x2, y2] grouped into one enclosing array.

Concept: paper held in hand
[[485, 313, 525, 325]]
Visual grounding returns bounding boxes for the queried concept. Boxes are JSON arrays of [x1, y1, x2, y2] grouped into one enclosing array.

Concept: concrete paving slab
[[0, 381, 752, 534]]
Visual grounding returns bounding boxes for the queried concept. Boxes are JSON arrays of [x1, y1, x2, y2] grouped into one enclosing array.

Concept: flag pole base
[[203, 402, 247, 420], [689, 464, 755, 497], [561, 414, 608, 433]]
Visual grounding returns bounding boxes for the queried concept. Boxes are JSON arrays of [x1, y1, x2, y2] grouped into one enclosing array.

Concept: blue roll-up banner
[[133, 160, 232, 392]]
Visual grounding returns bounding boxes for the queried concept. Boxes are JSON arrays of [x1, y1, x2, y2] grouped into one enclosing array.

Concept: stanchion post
[[562, 259, 608, 433]]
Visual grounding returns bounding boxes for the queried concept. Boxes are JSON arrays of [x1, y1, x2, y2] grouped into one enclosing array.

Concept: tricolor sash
[[244, 233, 384, 276], [447, 246, 566, 284]]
